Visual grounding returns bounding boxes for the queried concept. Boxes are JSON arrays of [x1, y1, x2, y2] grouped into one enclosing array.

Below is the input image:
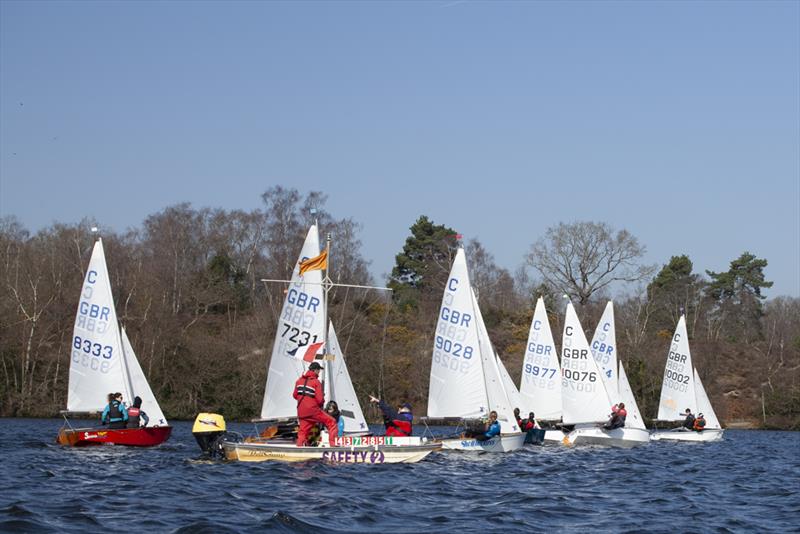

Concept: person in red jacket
[[293, 361, 338, 447], [369, 395, 413, 437], [603, 402, 627, 430]]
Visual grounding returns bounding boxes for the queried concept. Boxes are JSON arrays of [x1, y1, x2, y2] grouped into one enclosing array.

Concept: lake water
[[1, 418, 798, 533]]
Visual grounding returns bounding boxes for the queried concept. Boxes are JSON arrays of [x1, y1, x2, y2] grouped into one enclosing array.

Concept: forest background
[[2, 188, 797, 429]]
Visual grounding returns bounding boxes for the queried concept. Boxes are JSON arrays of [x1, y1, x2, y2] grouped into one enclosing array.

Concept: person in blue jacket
[[325, 401, 346, 436], [466, 410, 501, 441], [101, 392, 128, 429]]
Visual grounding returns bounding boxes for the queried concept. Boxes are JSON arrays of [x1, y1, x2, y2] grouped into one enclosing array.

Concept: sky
[[1, 1, 798, 297]]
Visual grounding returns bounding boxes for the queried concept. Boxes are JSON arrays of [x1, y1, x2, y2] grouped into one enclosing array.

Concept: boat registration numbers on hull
[[334, 436, 393, 446]]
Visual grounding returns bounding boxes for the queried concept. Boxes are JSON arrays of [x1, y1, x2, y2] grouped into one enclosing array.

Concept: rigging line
[[342, 287, 369, 358], [378, 292, 391, 401]]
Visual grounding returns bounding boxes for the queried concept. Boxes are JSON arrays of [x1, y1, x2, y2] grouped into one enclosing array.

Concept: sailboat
[[427, 248, 525, 452], [57, 236, 171, 447], [220, 225, 440, 463], [561, 301, 649, 448], [651, 316, 724, 442], [518, 297, 565, 443]]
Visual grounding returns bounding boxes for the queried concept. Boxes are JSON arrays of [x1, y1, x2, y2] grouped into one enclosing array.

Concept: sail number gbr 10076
[[72, 335, 113, 373]]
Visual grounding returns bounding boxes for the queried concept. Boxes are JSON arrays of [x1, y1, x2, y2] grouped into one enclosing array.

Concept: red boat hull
[[57, 426, 172, 447]]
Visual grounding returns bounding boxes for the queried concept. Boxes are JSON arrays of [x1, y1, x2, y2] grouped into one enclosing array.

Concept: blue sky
[[1, 1, 798, 297]]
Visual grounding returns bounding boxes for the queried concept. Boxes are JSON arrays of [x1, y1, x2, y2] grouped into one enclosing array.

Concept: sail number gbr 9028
[[72, 335, 113, 373]]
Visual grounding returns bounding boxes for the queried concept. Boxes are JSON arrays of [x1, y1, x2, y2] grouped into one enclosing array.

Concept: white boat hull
[[543, 429, 567, 444], [223, 440, 441, 463], [565, 425, 650, 448], [440, 432, 525, 452], [651, 428, 724, 442]]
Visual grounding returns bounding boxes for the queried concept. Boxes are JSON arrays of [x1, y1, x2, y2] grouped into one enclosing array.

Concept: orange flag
[[298, 249, 328, 276]]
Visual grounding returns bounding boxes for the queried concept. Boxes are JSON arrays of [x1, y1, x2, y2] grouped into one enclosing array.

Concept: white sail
[[120, 326, 168, 426], [694, 369, 721, 429], [471, 288, 520, 433], [67, 239, 132, 412], [261, 226, 327, 420], [427, 249, 487, 418], [617, 361, 645, 430], [326, 321, 368, 433], [561, 302, 612, 424], [656, 316, 697, 421], [519, 297, 561, 420], [496, 352, 523, 420], [590, 301, 618, 396]]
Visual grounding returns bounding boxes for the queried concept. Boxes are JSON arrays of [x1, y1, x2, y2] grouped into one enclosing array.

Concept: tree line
[[1, 187, 797, 428]]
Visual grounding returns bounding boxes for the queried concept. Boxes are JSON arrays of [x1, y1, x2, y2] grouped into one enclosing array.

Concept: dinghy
[[561, 301, 649, 448], [57, 236, 171, 447], [426, 247, 525, 453], [651, 316, 724, 442], [219, 225, 439, 463], [518, 297, 566, 443]]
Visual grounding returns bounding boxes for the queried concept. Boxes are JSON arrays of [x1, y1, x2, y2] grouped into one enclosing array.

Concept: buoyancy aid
[[693, 418, 706, 431], [128, 406, 141, 427], [386, 416, 412, 437], [107, 400, 125, 422], [293, 371, 324, 417]]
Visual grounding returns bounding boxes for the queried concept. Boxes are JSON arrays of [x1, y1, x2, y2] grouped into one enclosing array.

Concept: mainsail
[[519, 297, 561, 420], [67, 238, 131, 412], [261, 225, 326, 420], [656, 316, 698, 421], [590, 301, 618, 396], [561, 302, 612, 425]]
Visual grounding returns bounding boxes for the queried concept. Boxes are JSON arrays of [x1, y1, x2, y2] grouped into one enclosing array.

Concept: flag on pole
[[301, 342, 325, 362], [298, 250, 328, 276]]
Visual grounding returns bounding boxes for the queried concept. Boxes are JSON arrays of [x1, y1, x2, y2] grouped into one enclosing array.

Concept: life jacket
[[293, 371, 324, 417], [693, 418, 706, 431], [108, 400, 124, 422], [683, 415, 695, 429], [524, 420, 535, 431], [617, 408, 628, 418], [128, 406, 141, 427], [386, 416, 412, 437]]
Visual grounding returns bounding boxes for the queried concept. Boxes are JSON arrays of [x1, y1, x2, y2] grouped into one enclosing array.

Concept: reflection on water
[[1, 419, 798, 533]]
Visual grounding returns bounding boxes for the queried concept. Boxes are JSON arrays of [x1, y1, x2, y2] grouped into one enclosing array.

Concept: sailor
[[293, 362, 338, 447], [101, 392, 128, 429], [325, 400, 346, 437], [127, 396, 150, 428], [514, 407, 524, 429], [523, 412, 538, 431], [603, 402, 627, 430], [682, 408, 696, 430], [465, 410, 501, 441], [693, 413, 707, 432], [370, 396, 413, 437]]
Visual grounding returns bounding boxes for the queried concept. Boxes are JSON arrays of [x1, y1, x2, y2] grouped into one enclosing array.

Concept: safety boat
[[57, 234, 171, 447], [651, 316, 724, 442], [560, 301, 649, 448], [426, 246, 525, 453]]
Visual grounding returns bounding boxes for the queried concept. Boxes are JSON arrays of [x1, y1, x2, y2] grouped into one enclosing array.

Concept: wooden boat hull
[[57, 426, 172, 447], [440, 432, 525, 452], [222, 440, 441, 463], [651, 428, 724, 442], [565, 425, 650, 448]]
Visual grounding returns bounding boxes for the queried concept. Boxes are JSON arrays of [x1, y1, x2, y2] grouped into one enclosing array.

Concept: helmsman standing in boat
[[293, 361, 338, 446]]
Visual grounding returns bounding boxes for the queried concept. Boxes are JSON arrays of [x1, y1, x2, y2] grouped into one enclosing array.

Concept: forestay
[[617, 361, 645, 430], [121, 326, 168, 427], [67, 239, 131, 412], [428, 249, 487, 419], [694, 369, 721, 429], [496, 350, 523, 419], [326, 321, 368, 433], [561, 302, 612, 425], [519, 297, 561, 420], [261, 225, 326, 420], [590, 301, 618, 396], [656, 316, 697, 421]]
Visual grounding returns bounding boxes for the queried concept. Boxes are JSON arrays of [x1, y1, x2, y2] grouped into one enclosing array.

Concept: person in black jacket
[[681, 408, 695, 430], [127, 396, 150, 428]]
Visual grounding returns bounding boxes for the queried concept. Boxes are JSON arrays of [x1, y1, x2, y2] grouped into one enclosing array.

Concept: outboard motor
[[193, 413, 227, 457]]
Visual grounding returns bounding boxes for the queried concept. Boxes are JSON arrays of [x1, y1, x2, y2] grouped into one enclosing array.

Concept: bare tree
[[525, 221, 654, 305]]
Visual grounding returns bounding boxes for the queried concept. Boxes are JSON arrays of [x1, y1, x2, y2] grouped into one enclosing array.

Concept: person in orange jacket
[[293, 361, 338, 447]]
